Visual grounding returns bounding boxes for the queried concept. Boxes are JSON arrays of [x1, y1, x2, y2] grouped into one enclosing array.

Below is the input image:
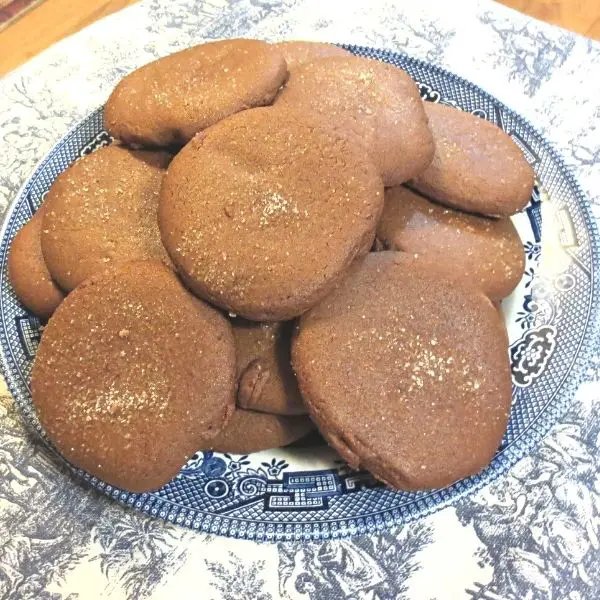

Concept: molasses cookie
[[41, 145, 172, 291], [8, 204, 64, 320], [233, 319, 306, 415], [411, 102, 534, 216], [377, 186, 525, 300], [293, 252, 512, 490], [276, 55, 434, 186], [208, 408, 314, 454], [159, 106, 383, 321], [30, 261, 236, 492], [105, 39, 288, 147]]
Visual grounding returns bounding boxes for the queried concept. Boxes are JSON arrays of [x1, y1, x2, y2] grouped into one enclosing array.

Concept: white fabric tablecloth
[[0, 1, 599, 598]]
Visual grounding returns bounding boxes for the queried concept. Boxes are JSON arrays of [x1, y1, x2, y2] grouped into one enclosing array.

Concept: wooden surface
[[501, 0, 600, 39], [0, 0, 138, 75], [0, 0, 599, 75]]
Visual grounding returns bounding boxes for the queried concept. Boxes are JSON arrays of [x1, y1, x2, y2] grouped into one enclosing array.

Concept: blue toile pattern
[[0, 0, 600, 598]]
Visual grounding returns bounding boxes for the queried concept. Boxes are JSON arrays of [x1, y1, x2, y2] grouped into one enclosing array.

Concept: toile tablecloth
[[1, 1, 600, 598]]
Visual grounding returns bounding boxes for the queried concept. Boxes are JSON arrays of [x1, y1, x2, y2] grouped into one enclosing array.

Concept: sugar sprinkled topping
[[84, 381, 169, 427], [259, 192, 301, 227]]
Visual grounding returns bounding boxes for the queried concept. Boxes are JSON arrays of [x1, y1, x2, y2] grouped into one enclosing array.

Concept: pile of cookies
[[9, 39, 533, 494]]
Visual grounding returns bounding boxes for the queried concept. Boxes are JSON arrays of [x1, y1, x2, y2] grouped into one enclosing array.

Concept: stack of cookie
[[9, 39, 534, 493]]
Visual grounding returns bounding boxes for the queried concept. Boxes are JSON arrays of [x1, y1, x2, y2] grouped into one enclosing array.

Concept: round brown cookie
[[159, 106, 384, 321], [41, 145, 172, 292], [208, 408, 314, 454], [8, 204, 64, 320], [275, 41, 351, 71], [293, 251, 512, 491], [276, 55, 434, 186], [30, 261, 236, 492], [377, 186, 525, 301], [105, 39, 288, 147], [233, 319, 306, 415], [411, 102, 534, 216]]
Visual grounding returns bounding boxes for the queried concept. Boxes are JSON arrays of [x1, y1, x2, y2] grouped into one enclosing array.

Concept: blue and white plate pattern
[[0, 45, 598, 542]]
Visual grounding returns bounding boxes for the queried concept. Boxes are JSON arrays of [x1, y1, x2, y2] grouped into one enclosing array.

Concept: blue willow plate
[[0, 45, 598, 542]]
